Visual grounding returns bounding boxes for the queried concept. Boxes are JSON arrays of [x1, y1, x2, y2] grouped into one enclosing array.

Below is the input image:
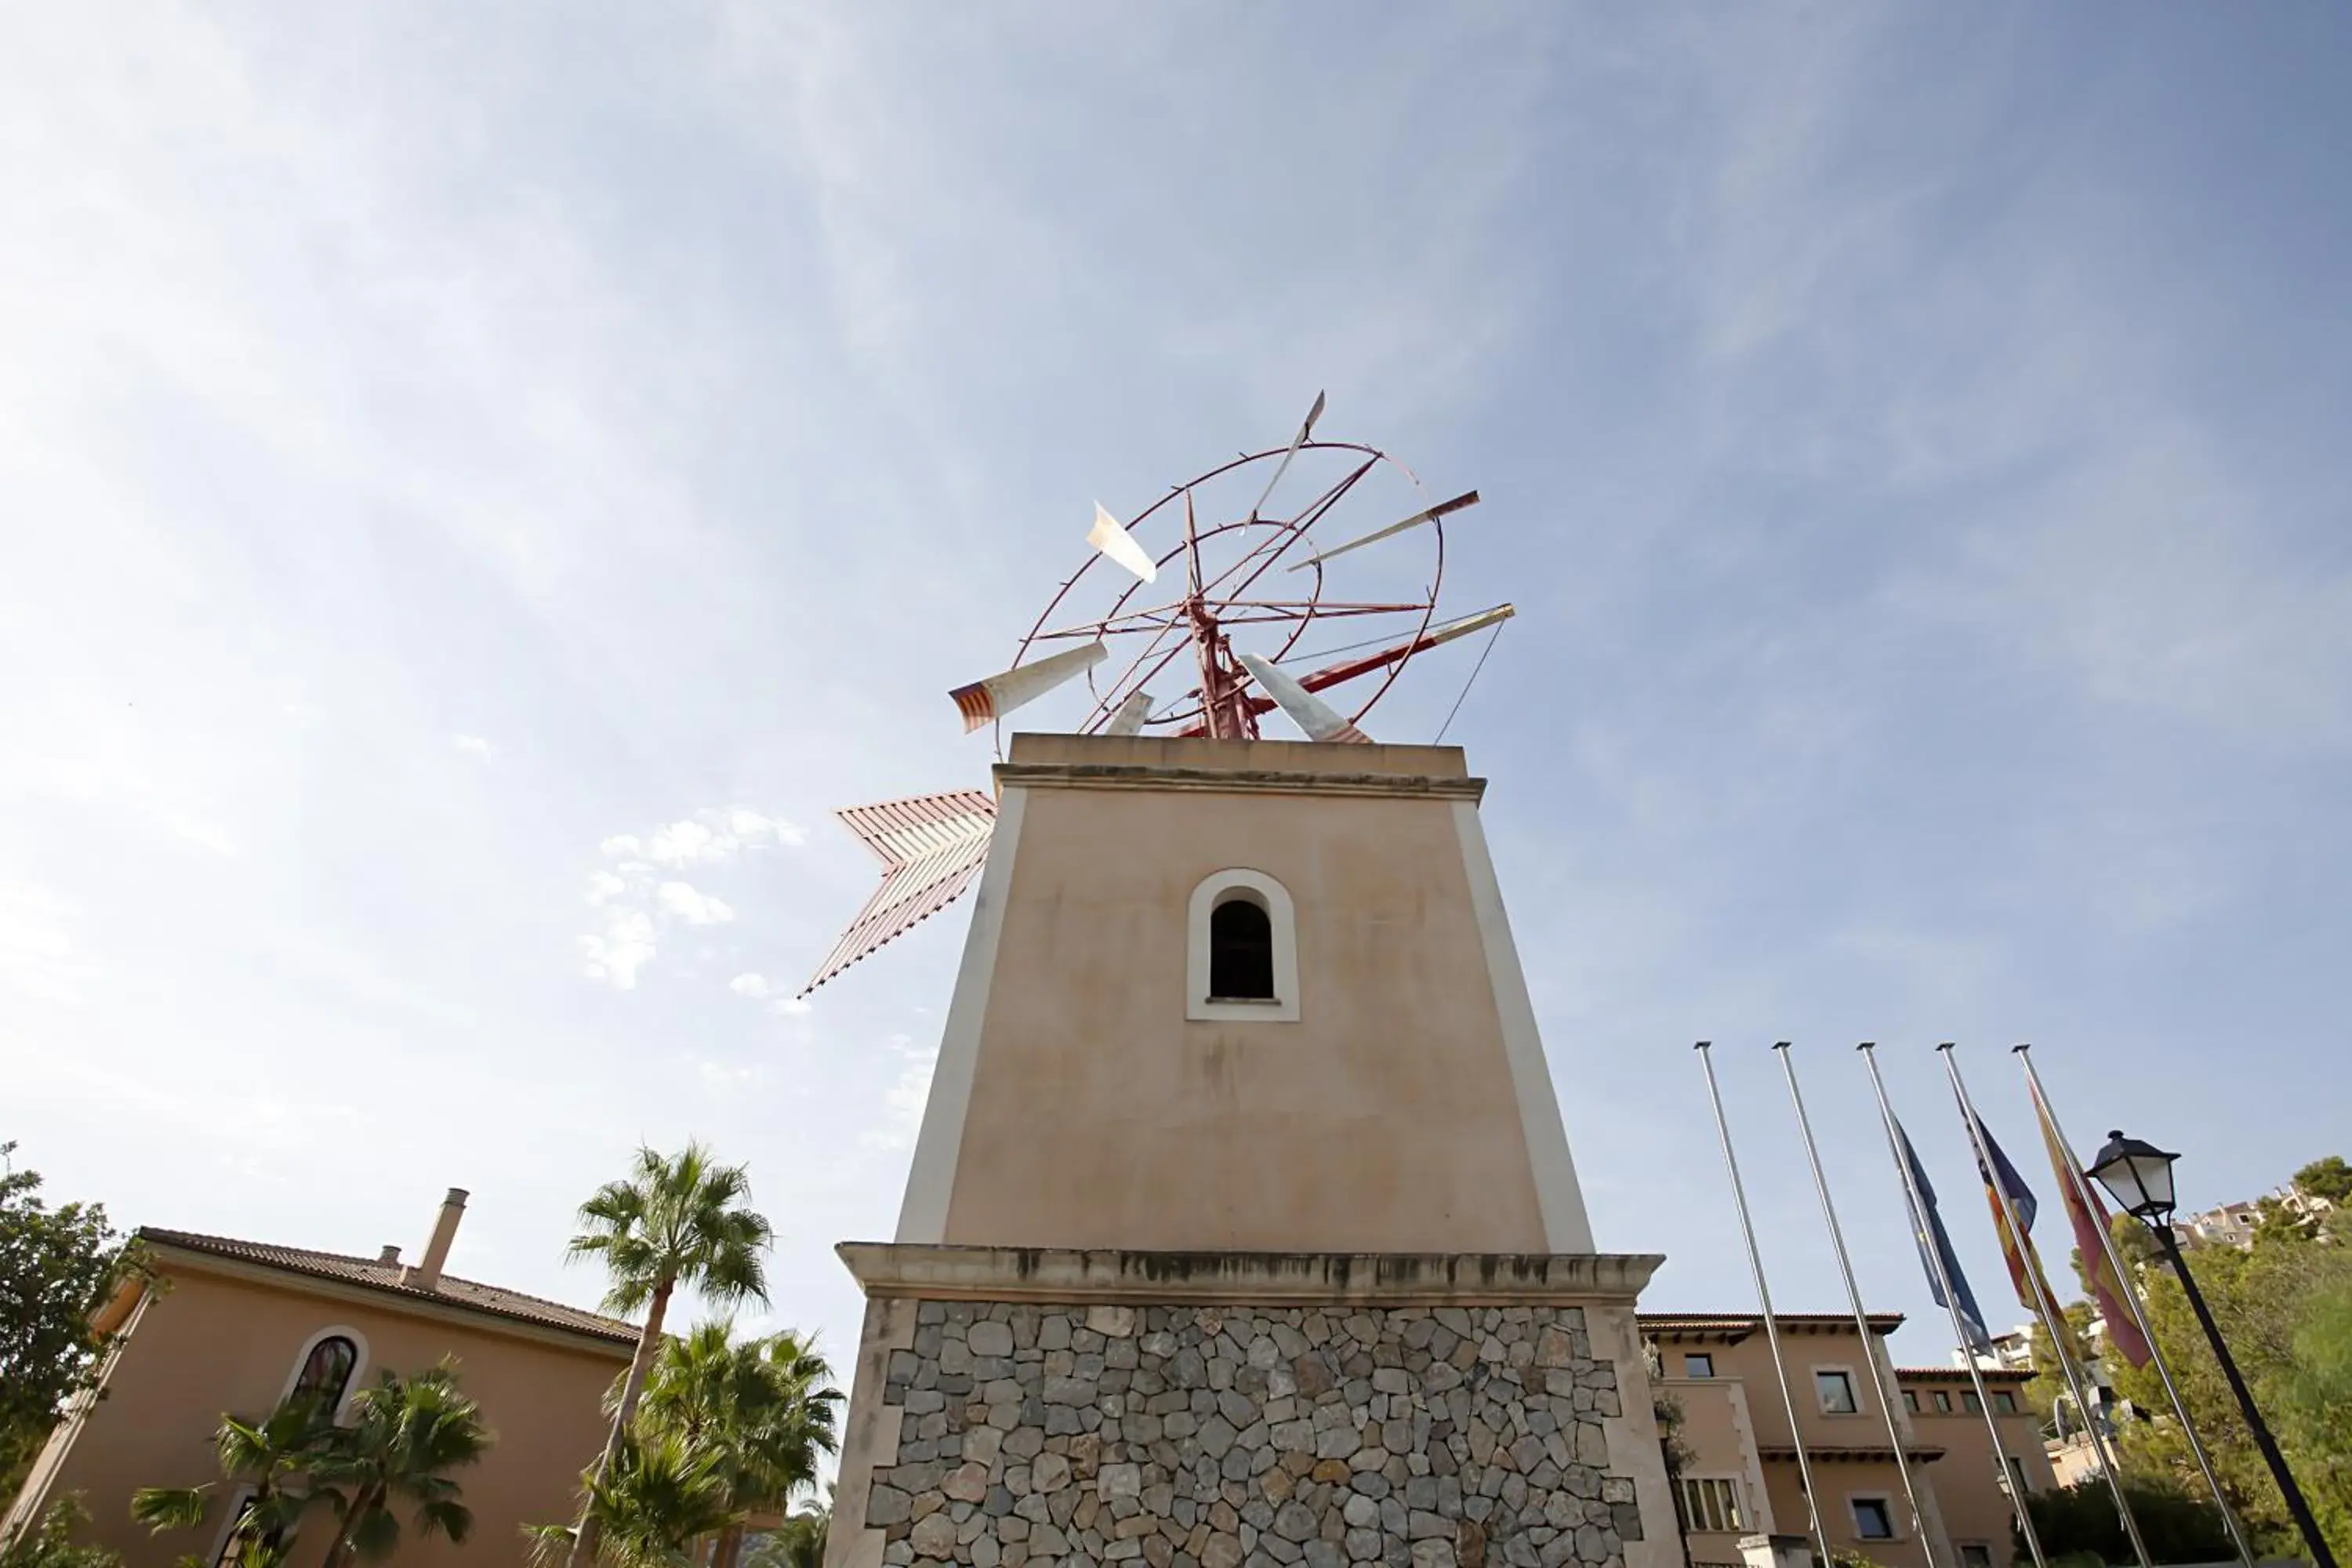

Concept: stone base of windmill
[[822, 1247, 1677, 1568]]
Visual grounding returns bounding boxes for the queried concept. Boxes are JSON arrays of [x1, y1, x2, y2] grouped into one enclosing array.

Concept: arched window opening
[[289, 1334, 358, 1417], [1186, 869, 1299, 1022], [1209, 896, 1276, 1000]]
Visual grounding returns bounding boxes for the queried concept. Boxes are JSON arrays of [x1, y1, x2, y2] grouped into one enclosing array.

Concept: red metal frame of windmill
[[800, 397, 1510, 996]]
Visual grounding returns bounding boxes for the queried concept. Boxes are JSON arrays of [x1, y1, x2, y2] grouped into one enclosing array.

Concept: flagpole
[[1938, 1044, 2154, 1568], [1859, 1044, 2050, 1568], [1775, 1042, 1945, 1568], [1697, 1041, 1835, 1568], [2013, 1044, 2256, 1568]]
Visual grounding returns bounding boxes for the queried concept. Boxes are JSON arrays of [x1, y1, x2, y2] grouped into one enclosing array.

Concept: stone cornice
[[991, 761, 1486, 802], [835, 1243, 1663, 1305]]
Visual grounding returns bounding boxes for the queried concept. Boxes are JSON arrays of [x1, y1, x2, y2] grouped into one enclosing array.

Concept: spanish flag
[[2027, 1077, 2153, 1368]]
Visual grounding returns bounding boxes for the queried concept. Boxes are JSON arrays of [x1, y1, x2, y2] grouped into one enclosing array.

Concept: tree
[[2107, 1208, 2352, 1562], [130, 1394, 341, 1566], [2295, 1157, 2352, 1208], [630, 1324, 840, 1568], [0, 1497, 120, 1568], [0, 1145, 149, 1489], [310, 1359, 491, 1566], [529, 1432, 738, 1568], [742, 1497, 829, 1568], [2021, 1300, 2100, 1430], [2020, 1475, 2235, 1565], [563, 1144, 773, 1568]]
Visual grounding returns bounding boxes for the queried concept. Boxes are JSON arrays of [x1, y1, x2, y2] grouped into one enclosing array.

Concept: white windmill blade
[[1086, 503, 1158, 583], [1247, 390, 1327, 521], [1235, 651, 1371, 744], [949, 641, 1108, 733], [1286, 490, 1479, 572], [1104, 690, 1153, 736]]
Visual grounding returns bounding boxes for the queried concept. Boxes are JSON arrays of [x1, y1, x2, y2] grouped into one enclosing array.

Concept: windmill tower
[[814, 401, 1675, 1568]]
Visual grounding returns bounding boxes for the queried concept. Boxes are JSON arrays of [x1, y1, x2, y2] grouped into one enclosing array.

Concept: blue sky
[[5, 2, 2350, 1388]]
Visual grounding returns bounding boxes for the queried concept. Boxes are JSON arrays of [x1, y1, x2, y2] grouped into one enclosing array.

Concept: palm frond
[[131, 1487, 212, 1533]]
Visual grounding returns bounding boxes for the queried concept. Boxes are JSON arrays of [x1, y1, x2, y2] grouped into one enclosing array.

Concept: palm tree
[[742, 1490, 830, 1568], [529, 1431, 737, 1568], [564, 1143, 772, 1568], [310, 1359, 491, 1566], [131, 1394, 339, 1565], [632, 1324, 841, 1568]]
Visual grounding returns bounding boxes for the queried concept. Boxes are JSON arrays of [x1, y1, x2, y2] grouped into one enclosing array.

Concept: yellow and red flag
[[2027, 1077, 2153, 1367]]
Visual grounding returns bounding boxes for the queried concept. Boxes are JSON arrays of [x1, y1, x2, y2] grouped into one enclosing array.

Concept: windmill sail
[[1236, 652, 1372, 744], [1248, 390, 1327, 521], [800, 790, 997, 996], [949, 641, 1108, 732], [1086, 503, 1159, 583], [1286, 490, 1479, 572], [1105, 690, 1153, 735]]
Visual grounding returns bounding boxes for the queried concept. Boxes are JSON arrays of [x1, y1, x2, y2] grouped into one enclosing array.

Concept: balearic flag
[[1971, 1116, 2083, 1358], [1896, 1119, 1994, 1355], [2027, 1077, 2154, 1368]]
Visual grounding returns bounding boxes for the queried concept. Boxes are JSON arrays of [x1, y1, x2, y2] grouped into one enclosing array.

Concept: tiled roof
[[1640, 1312, 1905, 1337], [140, 1229, 638, 1349], [1894, 1365, 2034, 1382]]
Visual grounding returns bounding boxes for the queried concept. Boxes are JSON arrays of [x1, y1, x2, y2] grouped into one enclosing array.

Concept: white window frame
[[1813, 1364, 1861, 1415], [1186, 869, 1300, 1023], [279, 1324, 370, 1424], [1677, 1475, 1748, 1534], [1849, 1494, 1899, 1541]]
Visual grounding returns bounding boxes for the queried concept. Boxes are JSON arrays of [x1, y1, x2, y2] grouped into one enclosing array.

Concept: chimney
[[399, 1188, 468, 1292], [377, 1244, 401, 1266]]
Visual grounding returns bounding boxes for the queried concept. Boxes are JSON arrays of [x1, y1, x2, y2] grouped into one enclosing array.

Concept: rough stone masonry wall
[[860, 1301, 1645, 1568]]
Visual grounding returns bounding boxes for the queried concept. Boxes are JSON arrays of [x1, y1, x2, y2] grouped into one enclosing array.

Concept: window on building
[[289, 1334, 358, 1415], [1677, 1478, 1748, 1534], [1933, 1390, 1952, 1413], [1187, 871, 1299, 1022], [1207, 896, 1275, 1000], [1962, 1390, 1984, 1414], [1959, 1544, 1994, 1568], [1685, 1353, 1715, 1379], [2006, 1456, 2031, 1497], [1901, 1389, 1919, 1412], [1992, 1390, 2018, 1414], [1815, 1369, 1859, 1414], [1850, 1498, 1896, 1541]]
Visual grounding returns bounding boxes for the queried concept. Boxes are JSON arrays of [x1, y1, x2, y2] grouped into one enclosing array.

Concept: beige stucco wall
[[15, 1258, 628, 1568], [1657, 1375, 1776, 1563], [1654, 1329, 1939, 1568], [1899, 1379, 2053, 1568], [937, 735, 1554, 1254]]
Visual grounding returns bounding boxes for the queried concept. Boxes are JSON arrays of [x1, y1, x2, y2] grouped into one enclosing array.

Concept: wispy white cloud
[[655, 881, 734, 925], [859, 1033, 937, 1151], [577, 808, 799, 986], [728, 972, 772, 998], [450, 734, 495, 756], [579, 907, 657, 990]]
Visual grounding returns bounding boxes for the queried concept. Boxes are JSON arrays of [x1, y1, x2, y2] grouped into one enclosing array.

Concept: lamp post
[[2089, 1130, 2338, 1568]]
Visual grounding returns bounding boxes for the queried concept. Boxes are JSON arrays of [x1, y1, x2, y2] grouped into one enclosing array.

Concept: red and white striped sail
[[799, 790, 998, 996]]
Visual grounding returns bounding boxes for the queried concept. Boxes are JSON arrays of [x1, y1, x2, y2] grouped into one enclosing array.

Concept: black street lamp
[[2089, 1130, 2338, 1568]]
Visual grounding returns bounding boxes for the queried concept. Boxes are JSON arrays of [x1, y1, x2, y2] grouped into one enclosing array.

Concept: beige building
[[827, 734, 1679, 1568], [1644, 1313, 2049, 1568], [5, 1189, 634, 1567]]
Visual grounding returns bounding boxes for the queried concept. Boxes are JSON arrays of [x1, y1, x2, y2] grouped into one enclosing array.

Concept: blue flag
[[1896, 1118, 1993, 1355]]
